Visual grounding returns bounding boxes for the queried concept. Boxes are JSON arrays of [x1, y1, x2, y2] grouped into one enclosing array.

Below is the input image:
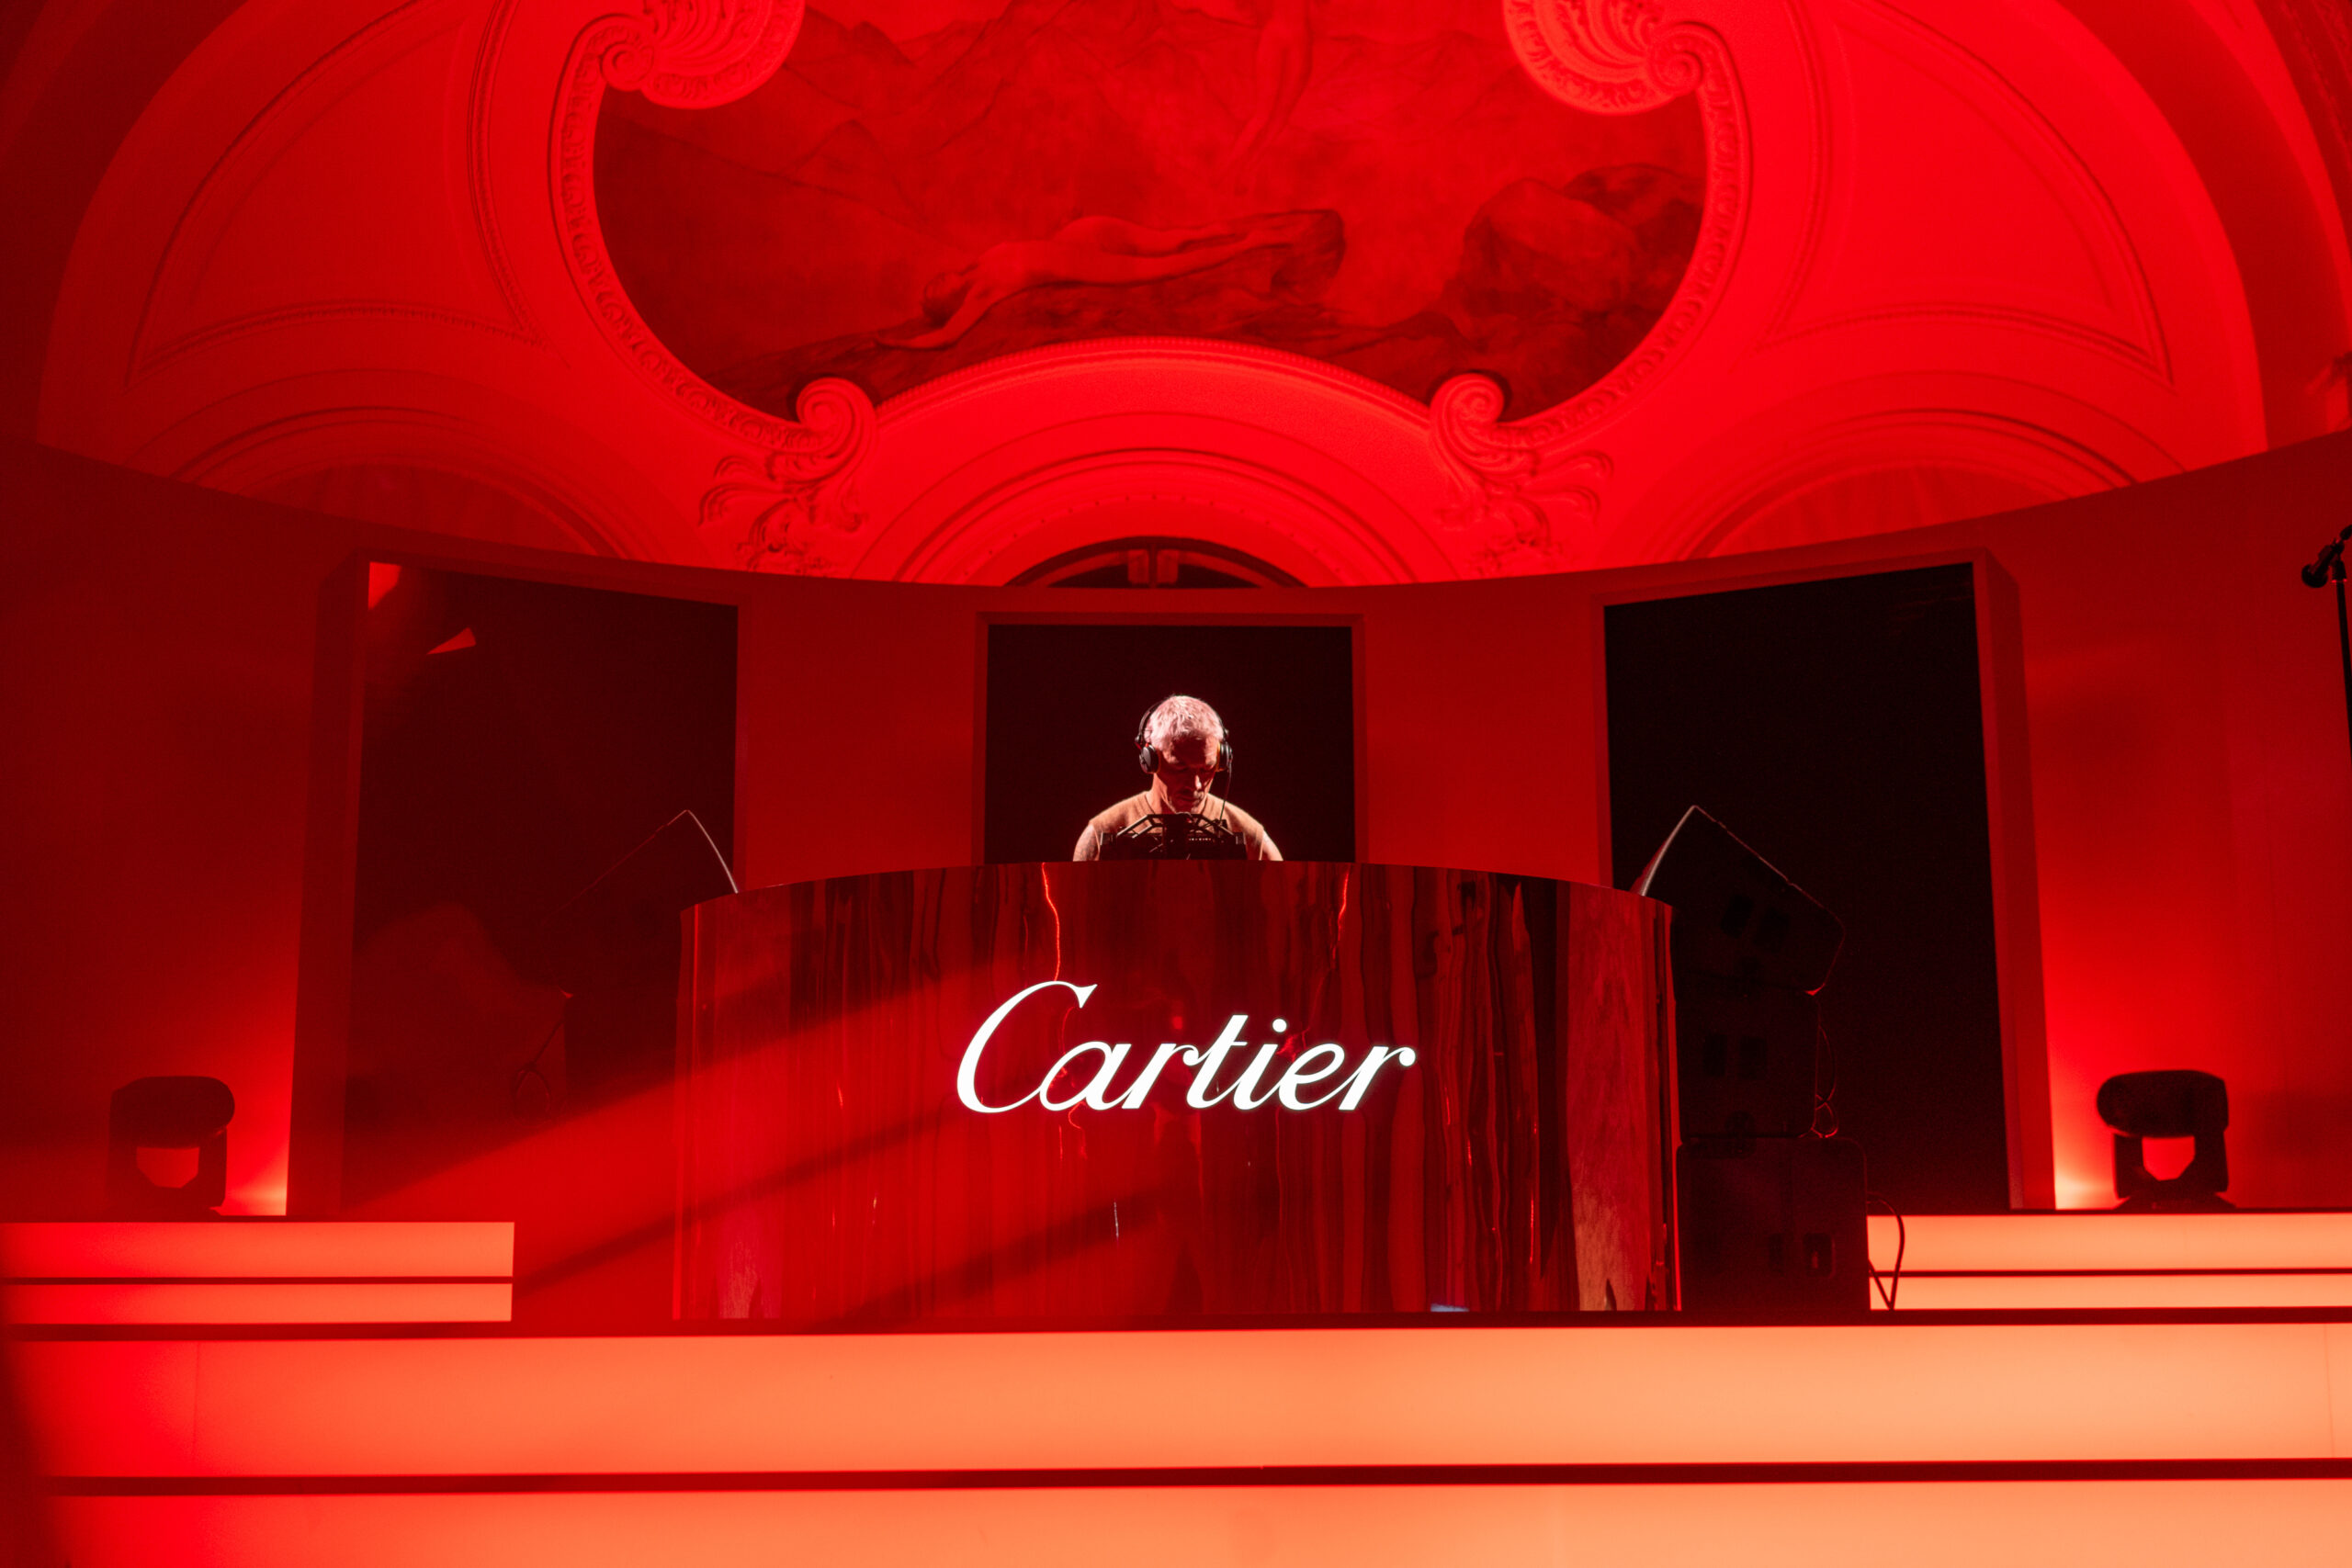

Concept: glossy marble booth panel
[[678, 863, 1668, 1325]]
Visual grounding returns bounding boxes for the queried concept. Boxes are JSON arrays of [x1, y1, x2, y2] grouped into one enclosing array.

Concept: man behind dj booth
[[1073, 694, 1282, 862]]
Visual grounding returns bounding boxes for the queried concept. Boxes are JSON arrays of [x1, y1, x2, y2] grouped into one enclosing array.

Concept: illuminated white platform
[[12, 1211, 2341, 1325], [15, 1320, 2352, 1567], [39, 1481, 2352, 1568], [0, 1223, 514, 1324], [1868, 1213, 2352, 1310], [12, 1218, 2352, 1564], [16, 1321, 2352, 1475]]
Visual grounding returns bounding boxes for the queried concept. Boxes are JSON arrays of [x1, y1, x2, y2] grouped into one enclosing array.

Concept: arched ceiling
[[5, 0, 2347, 581]]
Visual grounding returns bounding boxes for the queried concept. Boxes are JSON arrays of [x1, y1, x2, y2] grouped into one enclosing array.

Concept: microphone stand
[[2304, 523, 2352, 773]]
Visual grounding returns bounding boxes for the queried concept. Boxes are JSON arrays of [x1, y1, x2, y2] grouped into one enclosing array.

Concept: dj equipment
[[1099, 811, 1248, 861], [680, 862, 1671, 1323], [1135, 696, 1235, 776]]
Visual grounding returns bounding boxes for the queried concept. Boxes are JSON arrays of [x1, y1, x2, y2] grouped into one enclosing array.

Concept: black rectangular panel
[[1607, 564, 2007, 1213]]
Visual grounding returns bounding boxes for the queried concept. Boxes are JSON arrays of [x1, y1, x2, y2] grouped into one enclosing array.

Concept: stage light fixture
[[105, 1076, 234, 1218], [2097, 1069, 2231, 1210]]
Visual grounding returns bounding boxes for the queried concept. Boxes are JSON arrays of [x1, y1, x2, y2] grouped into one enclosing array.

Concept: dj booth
[[675, 863, 1673, 1324]]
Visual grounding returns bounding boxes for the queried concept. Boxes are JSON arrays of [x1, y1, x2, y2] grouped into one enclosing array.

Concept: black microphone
[[2302, 528, 2351, 588]]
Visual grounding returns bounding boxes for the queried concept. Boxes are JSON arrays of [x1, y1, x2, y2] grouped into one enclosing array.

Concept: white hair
[[1144, 694, 1224, 754]]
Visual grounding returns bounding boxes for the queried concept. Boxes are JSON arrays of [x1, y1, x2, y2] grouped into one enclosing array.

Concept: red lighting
[[1871, 1274, 2352, 1311], [14, 1322, 2349, 1478], [1866, 1213, 2352, 1273], [0, 1224, 514, 1325], [2, 1280, 511, 1325], [0, 1224, 514, 1280], [40, 1482, 2352, 1568], [1864, 1214, 2352, 1309]]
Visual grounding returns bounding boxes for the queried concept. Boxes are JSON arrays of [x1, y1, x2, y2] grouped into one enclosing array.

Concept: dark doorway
[[1604, 564, 2008, 1213], [984, 623, 1356, 863], [345, 563, 735, 1325]]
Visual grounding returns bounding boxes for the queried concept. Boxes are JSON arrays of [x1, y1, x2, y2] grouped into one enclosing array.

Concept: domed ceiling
[[10, 0, 2352, 581], [597, 0, 1704, 421]]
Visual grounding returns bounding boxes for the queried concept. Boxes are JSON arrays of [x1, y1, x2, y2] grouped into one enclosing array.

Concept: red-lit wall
[[0, 443, 732, 1217], [2, 453, 342, 1216], [6, 429, 2350, 1214]]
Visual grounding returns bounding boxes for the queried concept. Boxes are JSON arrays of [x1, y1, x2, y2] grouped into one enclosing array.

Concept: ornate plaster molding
[[553, 0, 876, 571], [548, 0, 1743, 577], [596, 0, 805, 107], [36, 0, 2285, 575], [1433, 1, 1748, 569], [853, 339, 1451, 583], [1504, 0, 1683, 112], [1430, 375, 1610, 575], [698, 378, 874, 572]]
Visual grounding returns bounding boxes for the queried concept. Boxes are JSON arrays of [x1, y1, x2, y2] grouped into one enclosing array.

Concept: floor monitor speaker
[[1634, 807, 1844, 993]]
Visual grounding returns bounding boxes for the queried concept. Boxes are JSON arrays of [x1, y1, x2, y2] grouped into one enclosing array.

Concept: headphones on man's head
[[1135, 696, 1235, 777]]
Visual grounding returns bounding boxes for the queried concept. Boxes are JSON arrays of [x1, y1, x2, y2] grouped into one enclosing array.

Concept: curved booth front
[[678, 863, 1671, 1325]]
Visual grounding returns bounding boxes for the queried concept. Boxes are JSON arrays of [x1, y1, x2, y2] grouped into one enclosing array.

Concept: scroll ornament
[[697, 378, 875, 573], [1432, 374, 1611, 576], [558, 1, 880, 569], [1501, 0, 1704, 114], [1421, 0, 1738, 570], [596, 0, 805, 108]]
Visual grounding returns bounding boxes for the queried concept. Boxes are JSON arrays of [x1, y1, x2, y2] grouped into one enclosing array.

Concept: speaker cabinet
[[1677, 1137, 1868, 1316], [1634, 807, 1844, 993], [1676, 972, 1817, 1140]]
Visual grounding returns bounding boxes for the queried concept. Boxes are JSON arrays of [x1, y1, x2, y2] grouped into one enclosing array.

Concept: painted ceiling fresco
[[595, 0, 1707, 419]]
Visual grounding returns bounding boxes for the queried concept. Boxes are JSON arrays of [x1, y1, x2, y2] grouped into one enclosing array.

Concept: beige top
[[1072, 792, 1282, 862]]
